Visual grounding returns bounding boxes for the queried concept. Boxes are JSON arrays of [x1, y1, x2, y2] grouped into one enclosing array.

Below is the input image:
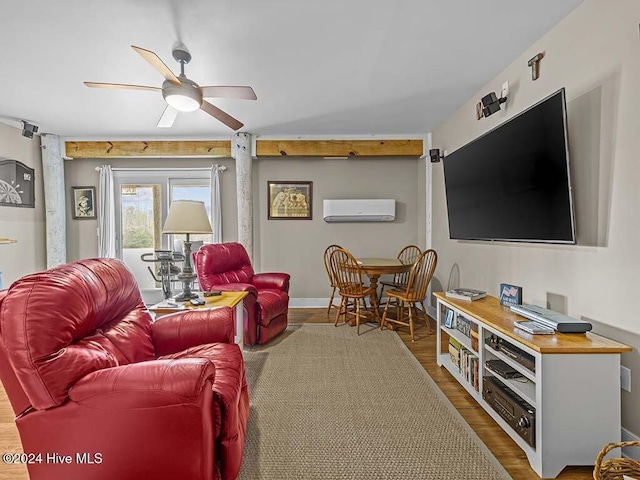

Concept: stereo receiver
[[482, 376, 535, 447]]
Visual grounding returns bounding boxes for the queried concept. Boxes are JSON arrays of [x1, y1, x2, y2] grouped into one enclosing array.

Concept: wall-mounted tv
[[443, 88, 576, 244]]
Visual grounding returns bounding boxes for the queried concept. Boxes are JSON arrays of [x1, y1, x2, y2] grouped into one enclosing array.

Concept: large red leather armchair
[[0, 258, 249, 480], [194, 242, 290, 346]]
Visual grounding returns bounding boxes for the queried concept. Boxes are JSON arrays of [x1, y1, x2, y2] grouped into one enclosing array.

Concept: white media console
[[434, 292, 631, 478]]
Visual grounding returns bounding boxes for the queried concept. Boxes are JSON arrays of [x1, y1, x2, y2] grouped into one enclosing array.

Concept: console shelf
[[435, 292, 632, 479]]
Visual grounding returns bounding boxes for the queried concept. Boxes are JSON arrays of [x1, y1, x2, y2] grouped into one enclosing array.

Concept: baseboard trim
[[622, 427, 640, 460], [290, 298, 440, 319], [290, 298, 334, 308]]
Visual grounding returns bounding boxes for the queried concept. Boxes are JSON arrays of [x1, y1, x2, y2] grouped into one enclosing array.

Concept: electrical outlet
[[621, 366, 631, 392], [501, 81, 509, 99]]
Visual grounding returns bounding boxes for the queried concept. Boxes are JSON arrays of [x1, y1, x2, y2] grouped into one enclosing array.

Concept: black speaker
[[429, 148, 442, 163], [21, 121, 39, 139]]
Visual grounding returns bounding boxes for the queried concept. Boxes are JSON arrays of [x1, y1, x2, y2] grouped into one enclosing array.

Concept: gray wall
[[431, 0, 640, 435], [0, 123, 46, 286], [64, 155, 427, 300], [254, 156, 425, 299]]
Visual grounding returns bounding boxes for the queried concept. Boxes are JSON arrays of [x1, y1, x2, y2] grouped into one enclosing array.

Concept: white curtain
[[210, 164, 223, 243], [97, 165, 116, 257]]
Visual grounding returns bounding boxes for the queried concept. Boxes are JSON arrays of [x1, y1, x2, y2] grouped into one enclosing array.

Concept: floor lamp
[[162, 200, 212, 301]]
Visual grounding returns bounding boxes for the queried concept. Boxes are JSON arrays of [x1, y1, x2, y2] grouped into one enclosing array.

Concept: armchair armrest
[[253, 272, 290, 293], [69, 358, 215, 409], [152, 307, 235, 356], [208, 282, 258, 298]]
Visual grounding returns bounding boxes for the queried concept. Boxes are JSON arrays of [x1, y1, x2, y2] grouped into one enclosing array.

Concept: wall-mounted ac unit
[[323, 199, 395, 223]]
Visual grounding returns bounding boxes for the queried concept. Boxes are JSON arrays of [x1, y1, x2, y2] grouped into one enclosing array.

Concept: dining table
[[354, 257, 412, 318]]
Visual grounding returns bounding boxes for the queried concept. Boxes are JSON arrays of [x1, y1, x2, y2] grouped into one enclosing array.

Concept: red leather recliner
[[194, 242, 290, 346], [0, 258, 249, 480]]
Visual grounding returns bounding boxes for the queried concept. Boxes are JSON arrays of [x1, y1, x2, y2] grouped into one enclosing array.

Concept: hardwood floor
[[0, 307, 595, 480]]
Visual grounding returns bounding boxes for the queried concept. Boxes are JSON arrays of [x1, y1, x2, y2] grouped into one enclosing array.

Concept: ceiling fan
[[84, 44, 256, 130]]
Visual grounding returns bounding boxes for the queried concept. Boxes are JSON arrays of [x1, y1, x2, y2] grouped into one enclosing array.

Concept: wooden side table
[[149, 291, 248, 347]]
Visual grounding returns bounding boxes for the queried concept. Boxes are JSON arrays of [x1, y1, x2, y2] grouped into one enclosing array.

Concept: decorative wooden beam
[[65, 140, 232, 159], [64, 138, 424, 159], [255, 139, 423, 157]]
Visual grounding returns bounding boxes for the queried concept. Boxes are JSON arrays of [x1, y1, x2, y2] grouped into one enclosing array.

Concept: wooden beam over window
[[65, 141, 232, 159], [255, 139, 423, 157], [64, 138, 424, 159]]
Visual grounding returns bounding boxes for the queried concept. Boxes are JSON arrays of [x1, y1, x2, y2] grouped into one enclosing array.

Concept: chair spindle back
[[394, 245, 422, 286], [402, 249, 437, 301], [323, 244, 342, 288], [329, 248, 367, 296]]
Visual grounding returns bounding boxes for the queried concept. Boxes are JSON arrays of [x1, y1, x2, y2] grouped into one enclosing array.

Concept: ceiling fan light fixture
[[165, 93, 201, 112], [162, 78, 203, 112]]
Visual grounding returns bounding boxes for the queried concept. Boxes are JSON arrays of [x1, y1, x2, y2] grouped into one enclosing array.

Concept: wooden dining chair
[[380, 249, 437, 341], [329, 247, 378, 335], [379, 245, 422, 299], [323, 244, 342, 314]]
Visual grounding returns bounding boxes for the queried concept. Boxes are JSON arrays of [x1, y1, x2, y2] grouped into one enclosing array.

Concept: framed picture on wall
[[71, 186, 97, 219], [0, 159, 35, 208], [267, 181, 313, 220]]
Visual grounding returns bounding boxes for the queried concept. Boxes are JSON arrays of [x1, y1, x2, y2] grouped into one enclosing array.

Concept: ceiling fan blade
[[200, 101, 244, 130], [131, 45, 181, 86], [200, 86, 257, 100], [84, 82, 160, 92], [157, 105, 179, 128]]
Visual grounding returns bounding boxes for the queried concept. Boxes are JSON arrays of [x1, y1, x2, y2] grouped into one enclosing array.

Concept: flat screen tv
[[443, 88, 576, 244]]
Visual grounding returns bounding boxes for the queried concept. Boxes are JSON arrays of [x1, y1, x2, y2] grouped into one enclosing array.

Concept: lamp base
[[174, 272, 198, 302], [174, 291, 198, 302]]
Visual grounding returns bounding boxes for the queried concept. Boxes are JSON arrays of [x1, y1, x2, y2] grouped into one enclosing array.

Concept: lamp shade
[[163, 200, 212, 234]]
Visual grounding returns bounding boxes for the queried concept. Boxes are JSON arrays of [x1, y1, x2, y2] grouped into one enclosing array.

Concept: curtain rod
[[94, 165, 227, 172]]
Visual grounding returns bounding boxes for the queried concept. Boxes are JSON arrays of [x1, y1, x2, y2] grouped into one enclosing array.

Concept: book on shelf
[[445, 288, 487, 302], [448, 338, 461, 368]]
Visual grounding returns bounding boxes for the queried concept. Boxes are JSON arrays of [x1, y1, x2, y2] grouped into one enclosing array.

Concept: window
[[114, 170, 211, 291]]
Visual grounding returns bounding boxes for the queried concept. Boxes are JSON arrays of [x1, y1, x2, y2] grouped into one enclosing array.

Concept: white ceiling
[[0, 0, 583, 139]]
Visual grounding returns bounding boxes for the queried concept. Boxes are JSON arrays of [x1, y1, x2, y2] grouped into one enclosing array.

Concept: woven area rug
[[239, 324, 511, 480]]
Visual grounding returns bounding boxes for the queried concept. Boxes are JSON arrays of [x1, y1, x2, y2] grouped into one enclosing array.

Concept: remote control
[[203, 291, 222, 297], [190, 298, 206, 306]]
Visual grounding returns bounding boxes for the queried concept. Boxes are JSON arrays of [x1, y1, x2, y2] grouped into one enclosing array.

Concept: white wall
[[0, 123, 46, 287], [431, 0, 640, 433]]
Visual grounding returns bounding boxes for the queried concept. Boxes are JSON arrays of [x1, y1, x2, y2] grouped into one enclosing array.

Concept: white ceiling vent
[[323, 199, 395, 223]]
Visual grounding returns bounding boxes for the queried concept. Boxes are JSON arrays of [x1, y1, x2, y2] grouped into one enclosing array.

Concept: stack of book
[[460, 349, 479, 392], [455, 316, 472, 337], [445, 288, 487, 302]]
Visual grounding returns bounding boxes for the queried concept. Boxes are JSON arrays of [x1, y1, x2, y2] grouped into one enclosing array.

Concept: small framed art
[[71, 186, 97, 219], [499, 283, 522, 307], [267, 181, 312, 220]]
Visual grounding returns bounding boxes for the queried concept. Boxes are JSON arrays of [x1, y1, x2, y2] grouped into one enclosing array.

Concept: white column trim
[[40, 134, 66, 268], [233, 132, 253, 261], [426, 132, 433, 250]]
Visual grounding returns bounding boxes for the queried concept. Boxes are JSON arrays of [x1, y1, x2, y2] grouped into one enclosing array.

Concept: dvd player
[[510, 304, 592, 333]]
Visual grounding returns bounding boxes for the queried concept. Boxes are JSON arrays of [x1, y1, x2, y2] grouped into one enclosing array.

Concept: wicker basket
[[593, 441, 640, 480]]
